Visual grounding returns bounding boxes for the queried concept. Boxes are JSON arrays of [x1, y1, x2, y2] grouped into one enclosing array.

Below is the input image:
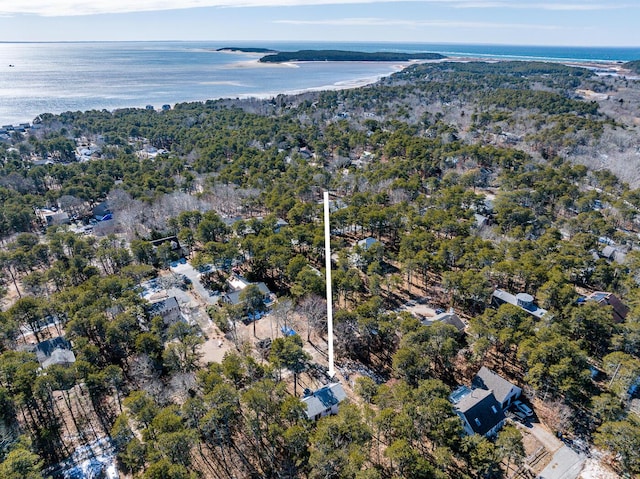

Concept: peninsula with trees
[[0, 57, 640, 479], [215, 47, 278, 54], [258, 49, 446, 63]]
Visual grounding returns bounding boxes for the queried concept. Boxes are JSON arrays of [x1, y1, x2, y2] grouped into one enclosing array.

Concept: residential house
[[35, 208, 71, 227], [583, 291, 629, 323], [274, 218, 289, 233], [351, 237, 383, 268], [474, 213, 490, 229], [491, 289, 548, 319], [421, 309, 466, 332], [357, 237, 379, 251], [149, 297, 182, 325], [296, 148, 313, 160], [601, 245, 627, 264], [222, 275, 272, 307], [35, 337, 76, 369], [472, 366, 522, 410], [454, 388, 506, 437], [302, 383, 347, 420], [92, 201, 112, 221], [150, 236, 183, 256]]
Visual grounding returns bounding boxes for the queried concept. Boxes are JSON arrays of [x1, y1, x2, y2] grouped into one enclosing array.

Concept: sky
[[0, 0, 637, 46]]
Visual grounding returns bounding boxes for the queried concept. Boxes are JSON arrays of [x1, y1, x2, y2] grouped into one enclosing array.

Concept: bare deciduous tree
[[296, 294, 327, 342]]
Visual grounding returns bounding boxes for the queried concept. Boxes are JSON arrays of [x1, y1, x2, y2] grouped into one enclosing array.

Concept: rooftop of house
[[472, 366, 519, 406], [492, 289, 547, 319], [35, 337, 76, 368], [455, 388, 506, 436], [225, 281, 271, 306], [42, 349, 76, 369], [356, 237, 379, 250], [149, 296, 180, 315], [584, 291, 629, 322], [302, 383, 347, 419], [35, 336, 72, 362], [422, 310, 466, 332]]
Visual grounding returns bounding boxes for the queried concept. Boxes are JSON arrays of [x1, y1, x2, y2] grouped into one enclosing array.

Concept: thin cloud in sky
[[0, 0, 631, 17], [275, 17, 564, 30], [454, 2, 631, 11], [0, 0, 415, 17]]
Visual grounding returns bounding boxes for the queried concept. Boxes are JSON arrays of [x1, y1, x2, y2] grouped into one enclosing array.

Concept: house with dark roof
[[583, 291, 629, 323], [472, 366, 522, 410], [302, 383, 347, 420], [150, 236, 183, 255], [454, 388, 506, 437], [92, 201, 112, 221]]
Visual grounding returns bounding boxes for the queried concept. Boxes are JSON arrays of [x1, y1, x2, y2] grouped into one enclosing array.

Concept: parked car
[[513, 400, 534, 417], [510, 409, 529, 422]]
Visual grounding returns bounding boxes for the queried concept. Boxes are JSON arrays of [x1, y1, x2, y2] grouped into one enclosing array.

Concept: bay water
[[0, 41, 638, 125]]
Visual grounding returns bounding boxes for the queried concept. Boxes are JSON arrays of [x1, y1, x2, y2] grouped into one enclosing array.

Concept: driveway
[[522, 422, 585, 479], [538, 445, 585, 479], [170, 262, 218, 305], [526, 422, 563, 454]]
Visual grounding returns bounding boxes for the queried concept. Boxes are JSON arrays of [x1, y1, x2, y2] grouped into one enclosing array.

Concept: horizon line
[[1, 40, 639, 48]]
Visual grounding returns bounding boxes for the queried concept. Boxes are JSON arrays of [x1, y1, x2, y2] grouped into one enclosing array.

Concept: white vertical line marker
[[324, 191, 335, 378]]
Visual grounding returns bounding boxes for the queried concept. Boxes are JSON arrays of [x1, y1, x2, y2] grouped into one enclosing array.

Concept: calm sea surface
[[0, 41, 638, 125]]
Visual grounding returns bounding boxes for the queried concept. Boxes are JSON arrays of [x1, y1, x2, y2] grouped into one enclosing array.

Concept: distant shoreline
[[235, 63, 409, 100]]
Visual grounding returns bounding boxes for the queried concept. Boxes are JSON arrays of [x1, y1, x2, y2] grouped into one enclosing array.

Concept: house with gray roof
[[454, 388, 506, 437], [491, 289, 548, 320], [149, 296, 182, 325], [421, 309, 466, 332], [35, 337, 76, 369], [35, 208, 71, 227], [222, 275, 272, 307], [601, 245, 626, 264], [302, 383, 347, 420], [472, 366, 521, 410]]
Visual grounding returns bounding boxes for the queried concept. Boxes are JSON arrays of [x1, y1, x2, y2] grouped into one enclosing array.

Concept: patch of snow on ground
[[580, 457, 620, 479]]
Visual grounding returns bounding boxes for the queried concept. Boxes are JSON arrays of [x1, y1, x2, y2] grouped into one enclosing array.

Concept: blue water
[[0, 41, 638, 125]]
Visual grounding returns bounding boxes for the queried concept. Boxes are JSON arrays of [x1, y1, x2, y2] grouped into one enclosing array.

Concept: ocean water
[[0, 41, 638, 126]]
